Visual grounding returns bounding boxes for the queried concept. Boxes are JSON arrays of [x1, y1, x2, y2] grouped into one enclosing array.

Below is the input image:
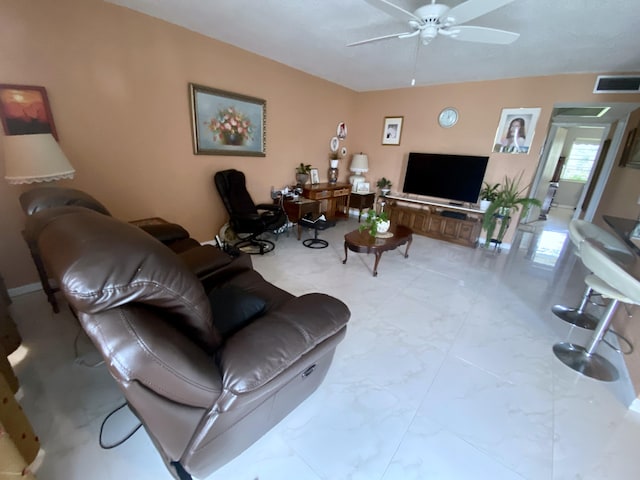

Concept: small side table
[[282, 198, 321, 240], [349, 192, 375, 222]]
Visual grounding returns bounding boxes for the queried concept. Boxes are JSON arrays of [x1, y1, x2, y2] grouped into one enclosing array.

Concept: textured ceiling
[[107, 0, 640, 92]]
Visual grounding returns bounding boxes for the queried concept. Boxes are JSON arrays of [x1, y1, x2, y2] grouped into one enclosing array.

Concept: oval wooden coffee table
[[343, 224, 413, 277]]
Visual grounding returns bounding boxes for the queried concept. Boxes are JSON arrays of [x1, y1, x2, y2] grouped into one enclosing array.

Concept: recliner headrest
[[33, 208, 221, 353], [20, 186, 112, 216]]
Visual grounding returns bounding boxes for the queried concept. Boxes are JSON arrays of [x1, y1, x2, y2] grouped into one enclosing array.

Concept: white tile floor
[[8, 209, 640, 480]]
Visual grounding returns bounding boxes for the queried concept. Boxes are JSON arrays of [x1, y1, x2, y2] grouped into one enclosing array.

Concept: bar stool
[[553, 238, 640, 381], [552, 220, 635, 329]]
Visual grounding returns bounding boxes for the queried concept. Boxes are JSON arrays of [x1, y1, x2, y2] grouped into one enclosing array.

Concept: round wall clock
[[438, 107, 458, 128]]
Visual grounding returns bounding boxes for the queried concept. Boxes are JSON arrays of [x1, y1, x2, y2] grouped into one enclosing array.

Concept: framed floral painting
[[189, 83, 266, 156], [0, 84, 58, 140]]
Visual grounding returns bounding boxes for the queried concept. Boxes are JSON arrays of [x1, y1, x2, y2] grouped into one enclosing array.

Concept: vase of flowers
[[205, 107, 253, 146]]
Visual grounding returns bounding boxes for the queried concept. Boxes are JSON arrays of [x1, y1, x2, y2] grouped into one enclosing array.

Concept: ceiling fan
[[348, 0, 520, 47]]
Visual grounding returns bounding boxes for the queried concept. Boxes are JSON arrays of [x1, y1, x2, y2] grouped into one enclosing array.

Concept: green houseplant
[[482, 173, 541, 247], [296, 163, 312, 185], [479, 181, 501, 211], [359, 210, 390, 237], [376, 177, 392, 195]]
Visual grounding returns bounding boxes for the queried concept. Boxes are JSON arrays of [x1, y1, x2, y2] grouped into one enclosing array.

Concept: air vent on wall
[[594, 75, 640, 94]]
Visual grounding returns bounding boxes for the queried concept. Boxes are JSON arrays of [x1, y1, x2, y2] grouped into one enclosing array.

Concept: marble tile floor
[[7, 215, 640, 480]]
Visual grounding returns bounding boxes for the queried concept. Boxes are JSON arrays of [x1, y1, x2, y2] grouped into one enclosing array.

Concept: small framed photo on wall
[[382, 116, 403, 145], [310, 168, 320, 184]]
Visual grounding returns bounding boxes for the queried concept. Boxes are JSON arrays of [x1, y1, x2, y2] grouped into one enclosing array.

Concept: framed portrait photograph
[[310, 168, 320, 184], [0, 84, 58, 140], [382, 116, 403, 145], [189, 83, 266, 156], [492, 107, 541, 154]]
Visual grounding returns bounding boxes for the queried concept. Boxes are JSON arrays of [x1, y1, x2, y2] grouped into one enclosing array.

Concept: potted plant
[[479, 181, 500, 211], [481, 173, 541, 248], [376, 177, 392, 196], [296, 163, 311, 185], [359, 210, 390, 237]]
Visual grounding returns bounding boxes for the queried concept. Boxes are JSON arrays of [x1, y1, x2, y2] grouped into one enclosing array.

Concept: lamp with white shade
[[349, 153, 368, 191], [3, 133, 75, 184]]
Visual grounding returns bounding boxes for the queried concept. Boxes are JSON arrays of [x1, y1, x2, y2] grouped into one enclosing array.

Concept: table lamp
[[3, 133, 75, 184], [349, 153, 368, 191]]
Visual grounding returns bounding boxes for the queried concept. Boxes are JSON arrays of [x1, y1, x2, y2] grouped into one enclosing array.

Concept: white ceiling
[[107, 0, 640, 92]]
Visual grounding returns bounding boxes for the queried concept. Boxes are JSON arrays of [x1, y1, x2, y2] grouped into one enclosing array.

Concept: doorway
[[527, 102, 640, 232]]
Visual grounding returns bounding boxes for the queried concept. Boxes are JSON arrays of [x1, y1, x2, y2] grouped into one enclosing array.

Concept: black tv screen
[[402, 152, 489, 204]]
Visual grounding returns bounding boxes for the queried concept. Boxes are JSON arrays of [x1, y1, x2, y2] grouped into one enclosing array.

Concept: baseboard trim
[[8, 282, 41, 298]]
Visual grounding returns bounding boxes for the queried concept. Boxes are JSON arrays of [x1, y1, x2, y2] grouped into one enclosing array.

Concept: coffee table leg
[[372, 252, 383, 277], [404, 236, 413, 258], [342, 242, 348, 264]]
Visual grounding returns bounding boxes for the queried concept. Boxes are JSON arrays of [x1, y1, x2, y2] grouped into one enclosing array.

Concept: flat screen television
[[402, 152, 489, 204]]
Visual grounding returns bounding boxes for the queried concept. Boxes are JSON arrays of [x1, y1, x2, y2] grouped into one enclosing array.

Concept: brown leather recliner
[[19, 186, 205, 313], [31, 207, 350, 478]]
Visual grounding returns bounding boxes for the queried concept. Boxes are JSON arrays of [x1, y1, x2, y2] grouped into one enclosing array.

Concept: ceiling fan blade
[[363, 0, 423, 24], [447, 25, 520, 44], [446, 0, 515, 26], [347, 31, 418, 47]]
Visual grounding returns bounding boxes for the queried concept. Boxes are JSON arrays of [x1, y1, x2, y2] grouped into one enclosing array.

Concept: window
[[560, 140, 601, 182]]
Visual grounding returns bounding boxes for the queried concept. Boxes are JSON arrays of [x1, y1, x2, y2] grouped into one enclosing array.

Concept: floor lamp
[[3, 133, 75, 184]]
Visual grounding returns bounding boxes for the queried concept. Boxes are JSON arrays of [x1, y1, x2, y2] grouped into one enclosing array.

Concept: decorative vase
[[296, 173, 309, 186], [220, 131, 244, 146], [381, 188, 390, 196], [328, 167, 338, 184], [376, 220, 390, 234], [480, 200, 491, 211]]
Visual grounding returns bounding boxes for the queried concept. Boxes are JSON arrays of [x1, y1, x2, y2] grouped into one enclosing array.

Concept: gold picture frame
[[189, 83, 266, 156], [382, 116, 403, 145]]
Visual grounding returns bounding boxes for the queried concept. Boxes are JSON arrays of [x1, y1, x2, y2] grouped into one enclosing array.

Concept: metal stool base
[[303, 238, 328, 249], [553, 342, 619, 382], [551, 305, 599, 330]]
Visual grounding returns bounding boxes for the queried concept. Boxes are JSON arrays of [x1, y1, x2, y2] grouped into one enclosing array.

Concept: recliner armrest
[[218, 293, 350, 394], [137, 222, 190, 243], [178, 245, 234, 279]]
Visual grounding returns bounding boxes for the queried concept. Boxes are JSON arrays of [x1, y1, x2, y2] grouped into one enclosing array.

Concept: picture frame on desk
[[356, 182, 370, 193], [310, 168, 320, 184]]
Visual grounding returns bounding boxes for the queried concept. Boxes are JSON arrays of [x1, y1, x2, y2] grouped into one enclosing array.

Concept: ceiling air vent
[[593, 75, 640, 94]]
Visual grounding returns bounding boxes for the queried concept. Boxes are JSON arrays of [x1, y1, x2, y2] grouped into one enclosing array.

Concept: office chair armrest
[[255, 203, 282, 212]]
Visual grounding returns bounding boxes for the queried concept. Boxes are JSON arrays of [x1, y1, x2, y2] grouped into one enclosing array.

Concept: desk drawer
[[332, 188, 351, 197], [311, 190, 332, 200]]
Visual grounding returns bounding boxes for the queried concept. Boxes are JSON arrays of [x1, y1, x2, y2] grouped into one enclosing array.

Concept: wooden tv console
[[384, 194, 483, 248]]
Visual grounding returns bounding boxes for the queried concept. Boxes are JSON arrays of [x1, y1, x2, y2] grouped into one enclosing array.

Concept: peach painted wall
[[351, 75, 640, 243], [0, 0, 355, 288], [1, 0, 639, 291]]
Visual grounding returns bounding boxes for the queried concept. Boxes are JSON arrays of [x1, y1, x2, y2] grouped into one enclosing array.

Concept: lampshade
[[3, 134, 75, 184], [350, 153, 369, 173]]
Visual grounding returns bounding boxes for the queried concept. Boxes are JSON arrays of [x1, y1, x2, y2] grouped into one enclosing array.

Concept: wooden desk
[[302, 182, 351, 221]]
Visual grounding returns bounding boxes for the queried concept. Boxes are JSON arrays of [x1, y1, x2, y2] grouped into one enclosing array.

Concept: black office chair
[[214, 169, 287, 254]]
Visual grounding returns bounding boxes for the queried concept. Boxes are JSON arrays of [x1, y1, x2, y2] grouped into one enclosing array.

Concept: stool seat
[[553, 238, 640, 381], [552, 220, 635, 330]]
